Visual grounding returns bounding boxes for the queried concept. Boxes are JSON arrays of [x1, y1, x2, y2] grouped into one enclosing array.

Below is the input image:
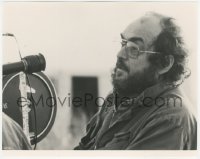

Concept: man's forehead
[[122, 13, 164, 48]]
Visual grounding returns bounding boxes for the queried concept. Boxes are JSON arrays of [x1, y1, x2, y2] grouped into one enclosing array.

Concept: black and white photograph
[[1, 0, 198, 155]]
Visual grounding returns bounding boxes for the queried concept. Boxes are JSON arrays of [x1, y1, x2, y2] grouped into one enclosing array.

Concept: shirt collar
[[114, 82, 176, 111]]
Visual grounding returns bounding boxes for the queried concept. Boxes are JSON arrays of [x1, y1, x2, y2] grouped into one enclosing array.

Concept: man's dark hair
[[149, 17, 190, 86]]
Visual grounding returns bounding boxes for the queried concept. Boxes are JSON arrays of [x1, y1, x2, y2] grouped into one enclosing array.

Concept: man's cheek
[[130, 61, 150, 74]]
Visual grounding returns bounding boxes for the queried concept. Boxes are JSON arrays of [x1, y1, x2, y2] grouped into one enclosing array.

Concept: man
[[74, 12, 197, 150]]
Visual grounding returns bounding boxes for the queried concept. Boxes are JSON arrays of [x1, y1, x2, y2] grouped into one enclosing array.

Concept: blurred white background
[[2, 2, 198, 149]]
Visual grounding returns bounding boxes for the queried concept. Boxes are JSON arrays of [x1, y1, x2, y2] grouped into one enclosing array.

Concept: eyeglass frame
[[120, 38, 161, 59]]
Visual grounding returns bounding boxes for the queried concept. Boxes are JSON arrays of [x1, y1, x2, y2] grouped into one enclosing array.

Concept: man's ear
[[158, 55, 174, 75]]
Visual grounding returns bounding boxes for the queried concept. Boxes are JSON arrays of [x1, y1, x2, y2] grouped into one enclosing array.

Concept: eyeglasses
[[121, 39, 160, 59]]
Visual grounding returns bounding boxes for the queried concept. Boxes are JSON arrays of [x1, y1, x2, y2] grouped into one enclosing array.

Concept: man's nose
[[117, 47, 128, 60]]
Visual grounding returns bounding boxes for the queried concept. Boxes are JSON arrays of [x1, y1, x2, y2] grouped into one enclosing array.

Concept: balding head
[[112, 12, 189, 96], [122, 12, 166, 49]]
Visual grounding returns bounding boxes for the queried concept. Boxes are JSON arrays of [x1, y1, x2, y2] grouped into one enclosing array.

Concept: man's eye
[[121, 41, 126, 47], [129, 46, 138, 50]]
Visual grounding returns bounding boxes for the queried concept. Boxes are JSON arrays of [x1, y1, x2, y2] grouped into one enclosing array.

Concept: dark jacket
[[74, 83, 197, 150]]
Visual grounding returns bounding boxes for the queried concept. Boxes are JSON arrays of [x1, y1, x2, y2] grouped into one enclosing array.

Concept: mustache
[[116, 59, 129, 72]]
